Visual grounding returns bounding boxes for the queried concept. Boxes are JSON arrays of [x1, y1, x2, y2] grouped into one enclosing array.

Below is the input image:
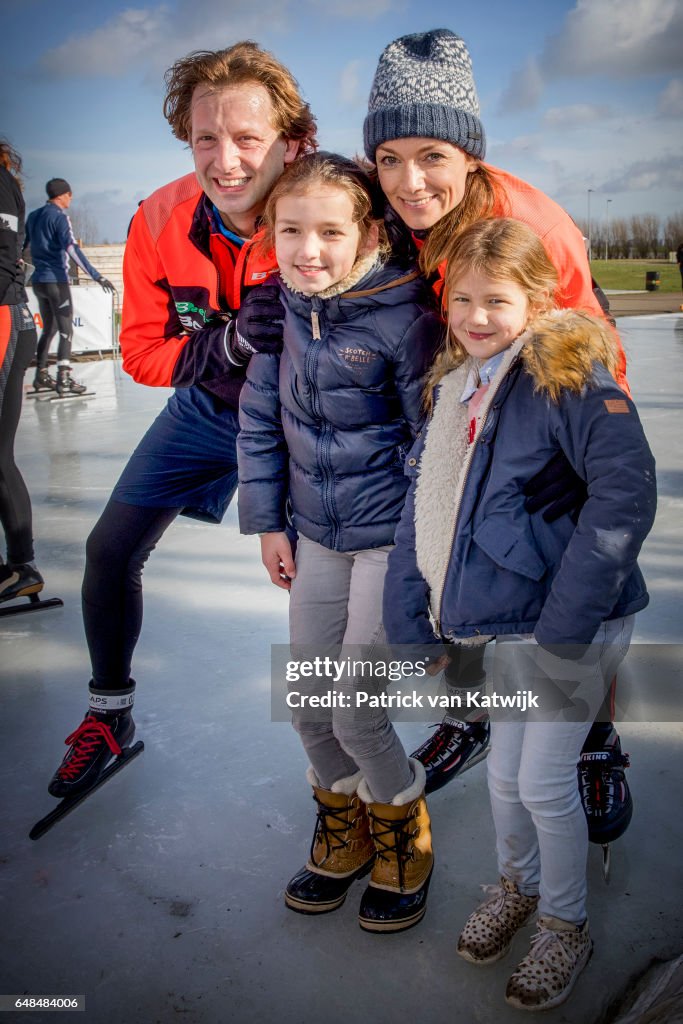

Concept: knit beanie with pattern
[[363, 28, 486, 162]]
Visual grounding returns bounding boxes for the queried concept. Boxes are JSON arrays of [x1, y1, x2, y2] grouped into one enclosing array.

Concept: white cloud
[[499, 0, 683, 115], [658, 79, 683, 116], [542, 104, 612, 128], [41, 7, 170, 77], [486, 110, 683, 224], [306, 0, 396, 16], [39, 0, 294, 79], [338, 60, 365, 108], [498, 58, 544, 113], [495, 134, 541, 156], [37, 0, 397, 78], [540, 0, 683, 78], [602, 155, 683, 194]]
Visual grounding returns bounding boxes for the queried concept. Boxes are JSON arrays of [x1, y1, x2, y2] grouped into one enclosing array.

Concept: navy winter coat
[[383, 312, 657, 650], [237, 257, 443, 551]]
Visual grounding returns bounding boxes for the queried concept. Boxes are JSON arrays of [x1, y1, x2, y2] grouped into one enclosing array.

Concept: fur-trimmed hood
[[519, 309, 618, 402]]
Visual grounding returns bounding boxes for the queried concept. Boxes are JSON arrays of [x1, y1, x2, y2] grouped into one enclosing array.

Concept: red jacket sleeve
[[120, 205, 229, 388]]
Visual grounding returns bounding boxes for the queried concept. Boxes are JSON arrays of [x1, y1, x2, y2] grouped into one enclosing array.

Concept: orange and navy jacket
[[425, 164, 630, 396], [121, 172, 276, 409]]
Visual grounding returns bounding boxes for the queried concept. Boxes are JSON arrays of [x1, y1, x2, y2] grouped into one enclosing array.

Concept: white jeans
[[487, 616, 634, 923], [288, 536, 413, 802]]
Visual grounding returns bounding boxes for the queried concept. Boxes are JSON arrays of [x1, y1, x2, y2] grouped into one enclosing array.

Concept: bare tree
[[629, 213, 661, 258], [610, 218, 630, 259], [642, 213, 661, 257], [592, 222, 606, 259], [663, 211, 683, 254], [68, 204, 99, 245]]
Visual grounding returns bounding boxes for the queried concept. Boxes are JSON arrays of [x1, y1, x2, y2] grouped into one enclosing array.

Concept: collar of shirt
[[460, 349, 508, 404], [209, 204, 246, 248]]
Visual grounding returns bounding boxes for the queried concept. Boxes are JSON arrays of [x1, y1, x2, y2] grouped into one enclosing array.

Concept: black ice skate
[[31, 710, 143, 840], [55, 366, 89, 398], [0, 563, 62, 618], [32, 368, 57, 392], [48, 710, 136, 798], [412, 716, 491, 793], [578, 724, 632, 881]]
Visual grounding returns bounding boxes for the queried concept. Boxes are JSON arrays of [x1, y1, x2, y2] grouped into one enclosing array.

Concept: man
[[24, 179, 116, 396], [676, 240, 683, 291], [48, 42, 317, 798]]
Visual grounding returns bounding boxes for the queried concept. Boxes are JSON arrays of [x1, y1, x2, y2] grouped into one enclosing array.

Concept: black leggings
[[82, 499, 181, 688], [0, 305, 37, 564], [33, 281, 73, 366]]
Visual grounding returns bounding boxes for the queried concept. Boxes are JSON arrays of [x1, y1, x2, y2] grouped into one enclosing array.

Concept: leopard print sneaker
[[505, 915, 593, 1010], [456, 876, 539, 965]]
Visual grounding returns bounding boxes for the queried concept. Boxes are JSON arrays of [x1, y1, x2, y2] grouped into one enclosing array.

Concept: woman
[[363, 28, 632, 837]]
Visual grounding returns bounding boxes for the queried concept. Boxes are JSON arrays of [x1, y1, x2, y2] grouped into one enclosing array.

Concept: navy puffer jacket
[[237, 257, 443, 551], [383, 312, 657, 650]]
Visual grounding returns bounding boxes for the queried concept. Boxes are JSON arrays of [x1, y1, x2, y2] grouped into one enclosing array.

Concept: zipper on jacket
[[304, 299, 340, 546], [209, 233, 238, 311]]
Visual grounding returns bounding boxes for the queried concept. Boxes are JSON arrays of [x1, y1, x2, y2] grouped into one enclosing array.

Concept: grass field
[[590, 259, 681, 292]]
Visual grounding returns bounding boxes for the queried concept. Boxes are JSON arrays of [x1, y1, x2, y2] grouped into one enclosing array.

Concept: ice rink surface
[[2, 314, 682, 1024]]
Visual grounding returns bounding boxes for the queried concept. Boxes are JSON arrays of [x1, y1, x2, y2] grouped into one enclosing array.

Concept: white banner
[[26, 284, 115, 354]]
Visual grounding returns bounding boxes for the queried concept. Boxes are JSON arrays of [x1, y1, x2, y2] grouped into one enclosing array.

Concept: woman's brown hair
[[417, 162, 499, 277], [0, 138, 23, 185]]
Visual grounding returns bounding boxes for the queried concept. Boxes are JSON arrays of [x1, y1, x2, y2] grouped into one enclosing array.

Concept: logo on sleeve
[[604, 399, 630, 414]]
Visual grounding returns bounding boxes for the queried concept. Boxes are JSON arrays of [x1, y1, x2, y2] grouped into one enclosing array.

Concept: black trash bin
[[645, 271, 660, 291]]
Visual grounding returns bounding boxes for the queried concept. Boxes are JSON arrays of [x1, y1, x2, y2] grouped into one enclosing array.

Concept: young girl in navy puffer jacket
[[237, 153, 442, 933]]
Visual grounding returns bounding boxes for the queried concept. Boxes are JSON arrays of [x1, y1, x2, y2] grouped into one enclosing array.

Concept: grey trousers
[[487, 616, 634, 923], [289, 536, 413, 803]]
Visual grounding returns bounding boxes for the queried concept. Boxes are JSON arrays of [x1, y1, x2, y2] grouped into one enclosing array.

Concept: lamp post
[[587, 188, 594, 262], [605, 199, 612, 260]]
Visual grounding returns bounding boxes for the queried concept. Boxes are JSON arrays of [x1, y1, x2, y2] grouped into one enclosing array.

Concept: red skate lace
[[58, 716, 123, 779]]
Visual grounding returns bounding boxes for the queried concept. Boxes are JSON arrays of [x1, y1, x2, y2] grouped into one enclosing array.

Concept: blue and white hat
[[364, 29, 486, 162]]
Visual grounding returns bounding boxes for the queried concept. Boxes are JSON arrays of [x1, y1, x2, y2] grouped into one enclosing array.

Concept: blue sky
[[4, 0, 682, 242]]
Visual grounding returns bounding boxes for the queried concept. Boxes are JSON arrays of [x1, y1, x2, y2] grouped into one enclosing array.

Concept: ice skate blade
[[0, 593, 64, 618], [601, 843, 611, 883], [29, 391, 96, 402], [29, 741, 144, 840]]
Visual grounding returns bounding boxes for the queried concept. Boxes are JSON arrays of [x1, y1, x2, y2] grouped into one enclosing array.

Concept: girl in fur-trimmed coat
[[383, 218, 656, 1012]]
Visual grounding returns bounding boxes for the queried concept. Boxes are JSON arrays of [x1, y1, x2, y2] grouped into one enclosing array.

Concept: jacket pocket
[[473, 517, 547, 581]]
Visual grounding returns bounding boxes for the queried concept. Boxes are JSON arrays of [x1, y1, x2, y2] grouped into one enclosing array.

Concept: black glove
[[229, 285, 285, 365], [523, 450, 587, 524], [99, 278, 116, 293]]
